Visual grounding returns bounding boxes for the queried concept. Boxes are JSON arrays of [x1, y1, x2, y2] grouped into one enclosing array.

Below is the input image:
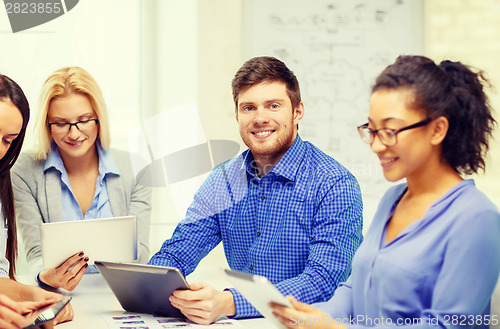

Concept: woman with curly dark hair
[[272, 55, 499, 329]]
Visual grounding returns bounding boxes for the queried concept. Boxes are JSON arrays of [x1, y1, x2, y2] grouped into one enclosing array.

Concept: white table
[[55, 273, 276, 329]]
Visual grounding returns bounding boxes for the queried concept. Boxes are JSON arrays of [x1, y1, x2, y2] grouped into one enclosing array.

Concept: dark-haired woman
[[271, 55, 500, 329], [0, 74, 72, 328]]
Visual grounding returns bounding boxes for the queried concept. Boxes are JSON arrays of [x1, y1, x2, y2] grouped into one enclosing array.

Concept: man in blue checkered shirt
[[148, 56, 363, 324]]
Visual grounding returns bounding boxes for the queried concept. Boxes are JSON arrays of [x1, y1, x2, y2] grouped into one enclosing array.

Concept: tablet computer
[[224, 269, 292, 329], [41, 216, 137, 268], [95, 261, 189, 318]]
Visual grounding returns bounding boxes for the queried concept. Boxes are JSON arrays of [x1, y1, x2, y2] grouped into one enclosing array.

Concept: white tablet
[[224, 269, 292, 329], [40, 216, 137, 268]]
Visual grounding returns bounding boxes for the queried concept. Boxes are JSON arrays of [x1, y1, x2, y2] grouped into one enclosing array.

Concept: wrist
[[222, 290, 236, 317], [38, 270, 58, 289]]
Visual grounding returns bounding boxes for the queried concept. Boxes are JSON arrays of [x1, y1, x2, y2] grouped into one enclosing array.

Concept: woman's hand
[[25, 288, 73, 328], [271, 296, 344, 329], [39, 252, 88, 291], [0, 294, 36, 329], [0, 293, 64, 329], [51, 302, 74, 326]]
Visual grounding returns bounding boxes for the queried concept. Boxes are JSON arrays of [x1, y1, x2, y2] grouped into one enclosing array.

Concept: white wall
[[425, 0, 500, 207], [0, 0, 142, 275], [0, 0, 141, 152], [424, 0, 500, 322]]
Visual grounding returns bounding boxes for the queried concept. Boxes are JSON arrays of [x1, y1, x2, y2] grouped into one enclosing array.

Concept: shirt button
[[249, 265, 253, 271], [261, 195, 265, 200], [256, 232, 261, 237]]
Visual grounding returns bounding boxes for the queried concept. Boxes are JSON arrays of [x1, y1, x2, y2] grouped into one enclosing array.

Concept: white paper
[[103, 313, 241, 329]]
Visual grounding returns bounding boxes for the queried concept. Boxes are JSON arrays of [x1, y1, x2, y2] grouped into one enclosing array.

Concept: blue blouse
[[44, 142, 119, 220], [315, 179, 500, 329], [40, 142, 120, 276]]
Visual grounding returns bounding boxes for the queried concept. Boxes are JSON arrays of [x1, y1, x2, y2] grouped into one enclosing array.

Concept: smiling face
[[48, 93, 99, 162], [235, 81, 304, 163], [0, 98, 23, 160], [368, 88, 438, 182]]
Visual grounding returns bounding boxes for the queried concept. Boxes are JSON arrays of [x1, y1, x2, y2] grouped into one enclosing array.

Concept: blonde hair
[[34, 66, 110, 160]]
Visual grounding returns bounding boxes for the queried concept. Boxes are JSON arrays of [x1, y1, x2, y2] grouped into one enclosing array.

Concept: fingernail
[[84, 257, 89, 262], [84, 264, 88, 268], [78, 252, 84, 257]]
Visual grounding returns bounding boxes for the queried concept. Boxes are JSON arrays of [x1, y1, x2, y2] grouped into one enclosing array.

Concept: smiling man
[[149, 56, 363, 324]]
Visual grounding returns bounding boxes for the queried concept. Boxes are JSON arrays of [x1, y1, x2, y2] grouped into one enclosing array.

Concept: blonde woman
[[12, 67, 151, 291]]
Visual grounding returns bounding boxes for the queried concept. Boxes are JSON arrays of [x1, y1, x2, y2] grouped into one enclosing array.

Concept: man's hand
[[169, 282, 236, 325]]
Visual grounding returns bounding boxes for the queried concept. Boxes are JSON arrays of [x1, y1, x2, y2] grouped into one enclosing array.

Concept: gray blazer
[[11, 149, 151, 275]]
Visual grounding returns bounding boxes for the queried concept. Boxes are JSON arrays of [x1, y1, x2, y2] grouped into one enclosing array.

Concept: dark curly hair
[[372, 55, 496, 175], [0, 74, 30, 279]]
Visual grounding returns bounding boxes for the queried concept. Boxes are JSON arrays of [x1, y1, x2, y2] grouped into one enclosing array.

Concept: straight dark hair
[[0, 74, 30, 279]]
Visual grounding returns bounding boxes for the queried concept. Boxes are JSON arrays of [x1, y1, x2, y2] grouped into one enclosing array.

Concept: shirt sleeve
[[226, 288, 260, 319], [230, 173, 363, 319], [276, 174, 362, 300]]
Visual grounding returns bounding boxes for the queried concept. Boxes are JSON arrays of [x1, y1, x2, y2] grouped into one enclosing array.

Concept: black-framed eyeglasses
[[357, 118, 432, 146], [48, 118, 99, 133]]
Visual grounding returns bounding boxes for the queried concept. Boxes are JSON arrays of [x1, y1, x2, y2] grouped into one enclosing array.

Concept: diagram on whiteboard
[[244, 0, 423, 221]]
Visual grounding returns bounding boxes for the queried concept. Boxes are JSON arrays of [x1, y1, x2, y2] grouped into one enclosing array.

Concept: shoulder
[[108, 148, 132, 166], [105, 148, 154, 193], [442, 182, 500, 260], [447, 181, 499, 226], [301, 141, 359, 187], [108, 148, 136, 176], [108, 148, 130, 160], [454, 180, 497, 209], [11, 152, 45, 176], [194, 152, 247, 204], [11, 153, 48, 193], [210, 150, 245, 174], [204, 152, 246, 185]]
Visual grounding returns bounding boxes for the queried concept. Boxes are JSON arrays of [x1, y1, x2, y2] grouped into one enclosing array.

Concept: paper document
[[103, 313, 241, 328]]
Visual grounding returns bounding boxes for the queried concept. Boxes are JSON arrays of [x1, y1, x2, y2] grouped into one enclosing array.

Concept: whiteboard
[[243, 0, 424, 228]]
